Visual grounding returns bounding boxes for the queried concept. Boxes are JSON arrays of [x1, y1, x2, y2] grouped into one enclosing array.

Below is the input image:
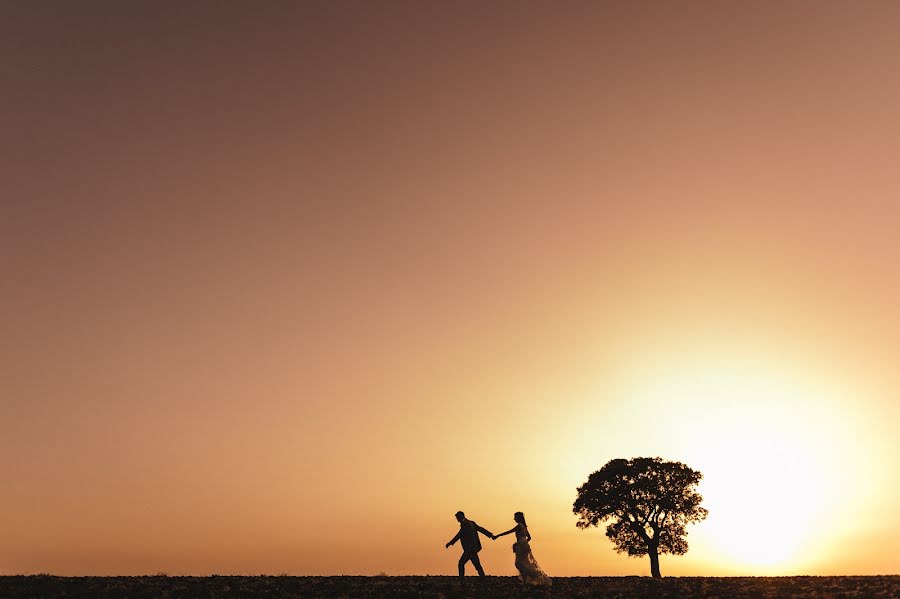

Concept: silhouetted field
[[2, 575, 898, 598]]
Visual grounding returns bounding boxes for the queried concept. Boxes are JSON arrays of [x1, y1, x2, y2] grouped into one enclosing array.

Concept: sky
[[2, 0, 900, 577]]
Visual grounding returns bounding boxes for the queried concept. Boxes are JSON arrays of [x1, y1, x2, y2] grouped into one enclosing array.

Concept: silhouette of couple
[[445, 511, 550, 584]]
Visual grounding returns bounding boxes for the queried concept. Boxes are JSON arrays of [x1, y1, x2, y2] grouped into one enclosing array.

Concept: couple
[[445, 510, 551, 585]]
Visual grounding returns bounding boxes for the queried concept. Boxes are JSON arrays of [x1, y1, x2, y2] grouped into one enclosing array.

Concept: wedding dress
[[512, 525, 551, 585]]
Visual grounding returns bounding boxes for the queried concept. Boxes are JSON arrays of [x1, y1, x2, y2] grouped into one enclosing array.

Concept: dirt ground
[[1, 575, 898, 598]]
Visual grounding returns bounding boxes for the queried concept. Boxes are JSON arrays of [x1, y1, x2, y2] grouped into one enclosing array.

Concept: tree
[[573, 457, 708, 578]]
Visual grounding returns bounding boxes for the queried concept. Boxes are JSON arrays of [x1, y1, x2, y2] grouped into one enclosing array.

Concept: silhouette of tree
[[573, 457, 708, 578]]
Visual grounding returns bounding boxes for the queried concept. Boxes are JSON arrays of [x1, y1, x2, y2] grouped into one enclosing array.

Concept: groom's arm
[[446, 531, 461, 547], [475, 525, 494, 538]]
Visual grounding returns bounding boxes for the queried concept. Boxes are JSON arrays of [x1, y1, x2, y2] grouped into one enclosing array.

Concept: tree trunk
[[648, 546, 661, 578]]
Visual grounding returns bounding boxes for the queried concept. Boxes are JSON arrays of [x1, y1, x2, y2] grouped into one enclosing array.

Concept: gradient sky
[[3, 1, 900, 576]]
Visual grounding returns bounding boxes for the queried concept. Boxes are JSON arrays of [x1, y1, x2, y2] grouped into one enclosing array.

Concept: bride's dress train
[[513, 538, 551, 585]]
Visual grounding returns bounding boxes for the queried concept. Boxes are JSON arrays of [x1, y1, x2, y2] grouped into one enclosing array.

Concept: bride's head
[[514, 511, 527, 526]]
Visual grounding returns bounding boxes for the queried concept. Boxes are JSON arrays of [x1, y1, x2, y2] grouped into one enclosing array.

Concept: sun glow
[[617, 357, 874, 573], [694, 428, 831, 569]]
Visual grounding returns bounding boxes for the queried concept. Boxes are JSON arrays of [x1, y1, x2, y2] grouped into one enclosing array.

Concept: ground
[[1, 575, 898, 598]]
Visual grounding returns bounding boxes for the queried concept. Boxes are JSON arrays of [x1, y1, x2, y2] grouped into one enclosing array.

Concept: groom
[[445, 511, 495, 577]]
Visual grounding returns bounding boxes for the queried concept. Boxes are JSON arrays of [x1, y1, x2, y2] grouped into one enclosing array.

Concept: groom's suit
[[449, 518, 494, 576]]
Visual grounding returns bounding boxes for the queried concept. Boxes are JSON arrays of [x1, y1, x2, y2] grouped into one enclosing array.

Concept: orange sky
[[2, 1, 899, 576]]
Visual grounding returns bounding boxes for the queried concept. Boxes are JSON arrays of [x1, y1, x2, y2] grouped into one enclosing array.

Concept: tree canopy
[[573, 457, 708, 578]]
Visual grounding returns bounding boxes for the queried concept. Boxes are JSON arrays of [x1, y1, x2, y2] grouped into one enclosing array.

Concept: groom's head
[[455, 511, 465, 522]]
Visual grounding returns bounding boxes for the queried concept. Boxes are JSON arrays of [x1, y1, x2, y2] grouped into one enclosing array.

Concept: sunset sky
[[3, 1, 900, 577]]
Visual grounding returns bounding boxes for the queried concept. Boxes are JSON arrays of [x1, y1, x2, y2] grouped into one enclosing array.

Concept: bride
[[494, 512, 551, 585]]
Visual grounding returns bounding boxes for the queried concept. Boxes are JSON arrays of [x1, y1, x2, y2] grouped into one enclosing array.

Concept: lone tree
[[573, 457, 708, 578]]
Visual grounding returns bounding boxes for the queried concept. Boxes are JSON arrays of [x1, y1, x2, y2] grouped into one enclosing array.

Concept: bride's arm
[[494, 527, 518, 538]]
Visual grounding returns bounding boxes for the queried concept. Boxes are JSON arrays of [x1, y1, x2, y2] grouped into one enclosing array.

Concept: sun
[[691, 429, 830, 569], [622, 359, 870, 573]]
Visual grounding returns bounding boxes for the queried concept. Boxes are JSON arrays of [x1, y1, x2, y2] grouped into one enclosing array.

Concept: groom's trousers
[[458, 551, 485, 577]]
